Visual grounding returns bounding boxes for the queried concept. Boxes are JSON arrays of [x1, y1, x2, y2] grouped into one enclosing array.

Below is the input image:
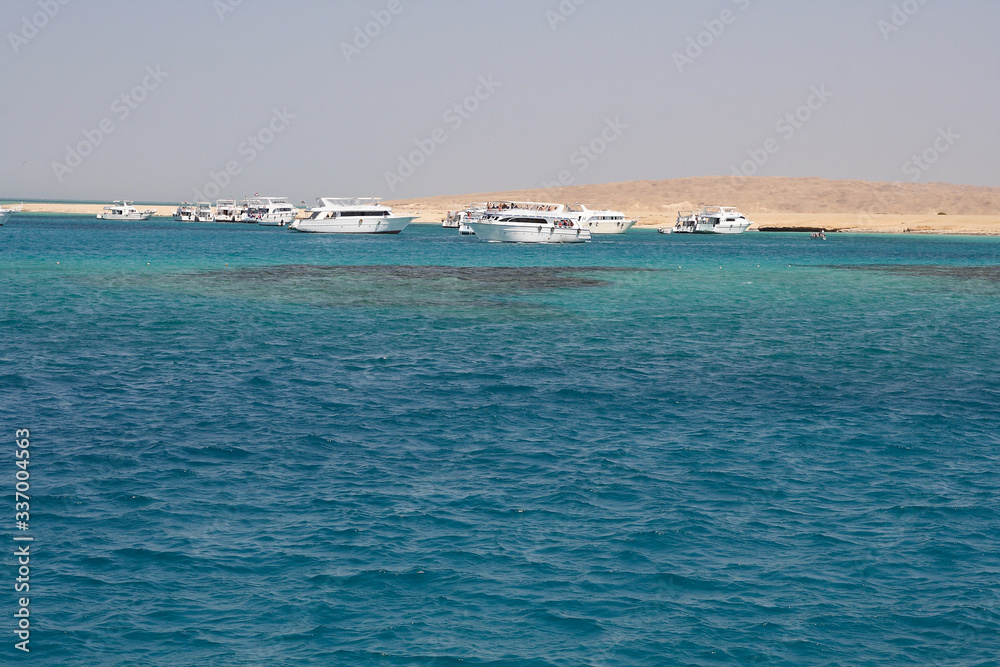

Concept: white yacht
[[96, 201, 156, 220], [671, 207, 752, 234], [289, 198, 417, 234], [195, 202, 215, 222], [466, 211, 592, 243], [173, 202, 197, 222], [245, 196, 297, 226], [461, 201, 635, 235], [0, 203, 22, 226], [571, 205, 637, 234], [215, 199, 245, 222]]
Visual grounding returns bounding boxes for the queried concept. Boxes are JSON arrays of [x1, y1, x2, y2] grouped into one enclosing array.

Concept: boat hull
[[466, 222, 591, 243], [0, 212, 10, 226], [673, 222, 752, 234], [289, 216, 416, 234], [694, 222, 752, 234], [580, 219, 637, 234], [97, 213, 153, 220], [256, 217, 295, 227]]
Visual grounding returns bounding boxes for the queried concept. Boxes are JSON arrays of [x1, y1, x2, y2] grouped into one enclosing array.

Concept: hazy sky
[[2, 0, 997, 202]]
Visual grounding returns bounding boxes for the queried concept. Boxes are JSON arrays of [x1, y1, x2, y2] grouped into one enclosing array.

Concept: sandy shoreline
[[9, 173, 1000, 236], [9, 202, 1000, 235]]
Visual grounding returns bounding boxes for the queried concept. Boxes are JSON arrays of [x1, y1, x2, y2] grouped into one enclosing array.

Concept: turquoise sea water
[[2, 216, 999, 665]]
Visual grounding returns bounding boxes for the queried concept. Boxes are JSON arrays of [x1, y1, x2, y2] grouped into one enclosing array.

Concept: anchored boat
[[466, 211, 592, 243], [671, 207, 752, 234], [289, 198, 416, 234], [97, 201, 156, 220]]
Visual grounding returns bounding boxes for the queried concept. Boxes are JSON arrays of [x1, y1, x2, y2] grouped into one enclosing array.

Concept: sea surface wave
[[2, 218, 999, 665]]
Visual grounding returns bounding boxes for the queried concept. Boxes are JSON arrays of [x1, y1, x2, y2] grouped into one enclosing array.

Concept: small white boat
[[466, 212, 592, 243], [173, 202, 197, 222], [195, 202, 215, 223], [444, 204, 486, 230], [656, 226, 672, 234], [215, 199, 246, 222], [244, 196, 297, 226], [810, 230, 827, 240], [97, 201, 155, 220], [671, 207, 752, 234], [289, 198, 417, 234], [443, 203, 488, 235], [0, 203, 23, 226]]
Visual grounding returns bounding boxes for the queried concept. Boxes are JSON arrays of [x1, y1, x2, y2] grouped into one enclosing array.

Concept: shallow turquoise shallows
[[2, 217, 999, 665]]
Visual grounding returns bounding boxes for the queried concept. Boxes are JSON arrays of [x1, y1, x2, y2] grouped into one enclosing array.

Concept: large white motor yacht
[[459, 201, 634, 236], [0, 203, 23, 226], [289, 198, 417, 234], [461, 201, 562, 235], [466, 211, 592, 243], [672, 207, 752, 234], [244, 197, 298, 226], [571, 205, 637, 234], [97, 201, 156, 220]]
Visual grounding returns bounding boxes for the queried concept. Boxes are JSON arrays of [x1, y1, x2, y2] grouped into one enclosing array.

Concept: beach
[[15, 202, 1000, 235]]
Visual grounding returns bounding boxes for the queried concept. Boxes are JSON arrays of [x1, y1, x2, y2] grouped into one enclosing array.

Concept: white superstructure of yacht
[[245, 197, 297, 226], [289, 198, 417, 234], [215, 199, 245, 222], [570, 205, 637, 234], [195, 202, 215, 222], [96, 201, 156, 220], [0, 203, 22, 226], [173, 202, 197, 221], [672, 207, 752, 234], [466, 210, 592, 243]]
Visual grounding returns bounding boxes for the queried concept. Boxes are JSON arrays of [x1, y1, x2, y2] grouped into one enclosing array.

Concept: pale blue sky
[[2, 0, 997, 202]]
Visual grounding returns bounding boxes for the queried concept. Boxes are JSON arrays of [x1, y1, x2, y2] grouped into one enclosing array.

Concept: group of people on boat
[[486, 202, 559, 212]]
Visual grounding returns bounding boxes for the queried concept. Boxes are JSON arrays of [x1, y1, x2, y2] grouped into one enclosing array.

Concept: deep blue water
[[2, 216, 999, 665]]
